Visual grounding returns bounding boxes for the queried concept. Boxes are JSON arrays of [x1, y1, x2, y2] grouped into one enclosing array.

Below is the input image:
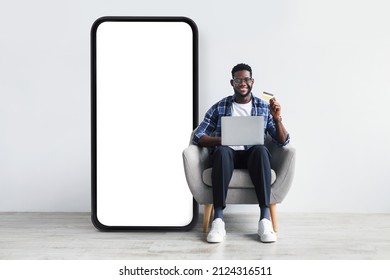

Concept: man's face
[[231, 70, 254, 98]]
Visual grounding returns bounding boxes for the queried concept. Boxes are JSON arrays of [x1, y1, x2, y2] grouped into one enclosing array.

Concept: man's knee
[[213, 146, 234, 159], [250, 145, 270, 157], [248, 145, 271, 164]]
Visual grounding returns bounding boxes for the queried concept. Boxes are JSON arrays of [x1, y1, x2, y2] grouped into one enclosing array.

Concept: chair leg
[[203, 204, 214, 233], [269, 203, 278, 232]]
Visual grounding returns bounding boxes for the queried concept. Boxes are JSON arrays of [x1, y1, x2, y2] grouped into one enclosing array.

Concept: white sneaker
[[258, 218, 277, 243], [207, 218, 226, 243]]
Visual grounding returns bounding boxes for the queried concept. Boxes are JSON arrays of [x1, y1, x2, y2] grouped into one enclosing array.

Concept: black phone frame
[[91, 16, 199, 231]]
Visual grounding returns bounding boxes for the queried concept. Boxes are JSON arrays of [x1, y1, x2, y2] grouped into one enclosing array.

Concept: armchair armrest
[[269, 144, 296, 203], [182, 145, 213, 204]]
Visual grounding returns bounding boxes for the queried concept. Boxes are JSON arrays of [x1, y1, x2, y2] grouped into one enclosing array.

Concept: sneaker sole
[[258, 233, 277, 243], [207, 231, 226, 243], [207, 237, 224, 243], [260, 237, 277, 243]]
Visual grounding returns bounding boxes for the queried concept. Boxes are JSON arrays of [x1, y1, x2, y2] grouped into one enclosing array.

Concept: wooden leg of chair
[[203, 204, 213, 233], [269, 203, 278, 232]]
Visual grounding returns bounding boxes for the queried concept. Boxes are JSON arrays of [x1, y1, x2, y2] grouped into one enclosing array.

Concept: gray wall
[[1, 0, 390, 213]]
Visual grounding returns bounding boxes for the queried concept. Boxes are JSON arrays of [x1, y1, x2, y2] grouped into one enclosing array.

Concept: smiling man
[[192, 63, 290, 243]]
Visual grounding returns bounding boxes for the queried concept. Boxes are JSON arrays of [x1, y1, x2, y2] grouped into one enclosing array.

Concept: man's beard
[[234, 84, 252, 99]]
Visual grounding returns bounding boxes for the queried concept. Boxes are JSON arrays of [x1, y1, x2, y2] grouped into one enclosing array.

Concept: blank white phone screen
[[94, 19, 195, 228]]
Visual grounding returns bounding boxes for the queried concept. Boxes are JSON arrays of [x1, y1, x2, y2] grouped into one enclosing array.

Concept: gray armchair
[[182, 131, 296, 232]]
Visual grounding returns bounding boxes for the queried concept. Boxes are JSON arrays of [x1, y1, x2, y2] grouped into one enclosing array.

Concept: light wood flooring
[[1, 210, 390, 260]]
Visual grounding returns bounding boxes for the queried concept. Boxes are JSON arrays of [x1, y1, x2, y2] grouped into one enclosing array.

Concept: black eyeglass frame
[[232, 77, 254, 85]]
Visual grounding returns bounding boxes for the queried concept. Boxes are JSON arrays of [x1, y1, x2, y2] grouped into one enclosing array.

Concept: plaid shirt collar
[[222, 93, 259, 116]]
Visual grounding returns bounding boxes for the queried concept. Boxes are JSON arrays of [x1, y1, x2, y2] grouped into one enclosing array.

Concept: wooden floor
[[1, 210, 390, 260]]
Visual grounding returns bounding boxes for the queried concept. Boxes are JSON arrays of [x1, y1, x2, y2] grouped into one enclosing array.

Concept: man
[[192, 63, 290, 243]]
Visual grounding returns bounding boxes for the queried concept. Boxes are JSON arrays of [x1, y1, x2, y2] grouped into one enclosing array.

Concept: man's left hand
[[269, 98, 281, 119]]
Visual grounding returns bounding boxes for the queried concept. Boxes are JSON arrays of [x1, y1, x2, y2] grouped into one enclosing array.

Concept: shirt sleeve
[[266, 114, 290, 147], [192, 104, 219, 145]]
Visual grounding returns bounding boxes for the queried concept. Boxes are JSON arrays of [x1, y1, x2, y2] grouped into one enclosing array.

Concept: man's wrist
[[274, 116, 282, 123]]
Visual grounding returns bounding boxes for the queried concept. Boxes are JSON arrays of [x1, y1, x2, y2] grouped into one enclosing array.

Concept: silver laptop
[[221, 116, 264, 146]]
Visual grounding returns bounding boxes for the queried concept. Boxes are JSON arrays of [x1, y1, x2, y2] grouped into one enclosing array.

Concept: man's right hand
[[198, 135, 221, 147]]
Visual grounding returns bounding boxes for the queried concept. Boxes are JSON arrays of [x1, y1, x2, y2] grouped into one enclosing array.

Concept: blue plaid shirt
[[192, 94, 290, 147]]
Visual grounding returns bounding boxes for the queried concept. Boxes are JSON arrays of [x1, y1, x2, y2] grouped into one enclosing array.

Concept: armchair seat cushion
[[202, 168, 276, 189]]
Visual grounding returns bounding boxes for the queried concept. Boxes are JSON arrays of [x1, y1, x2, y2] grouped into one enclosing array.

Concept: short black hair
[[231, 63, 252, 78]]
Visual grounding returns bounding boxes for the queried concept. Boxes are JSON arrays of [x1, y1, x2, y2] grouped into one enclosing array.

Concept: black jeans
[[209, 145, 272, 209]]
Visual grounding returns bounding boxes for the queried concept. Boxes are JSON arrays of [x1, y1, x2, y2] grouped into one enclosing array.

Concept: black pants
[[210, 145, 272, 209]]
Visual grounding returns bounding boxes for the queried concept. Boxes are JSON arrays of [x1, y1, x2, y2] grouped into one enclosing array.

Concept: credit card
[[262, 91, 275, 102]]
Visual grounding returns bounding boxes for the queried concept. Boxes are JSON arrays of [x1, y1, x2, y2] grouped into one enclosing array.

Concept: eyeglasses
[[232, 77, 253, 85]]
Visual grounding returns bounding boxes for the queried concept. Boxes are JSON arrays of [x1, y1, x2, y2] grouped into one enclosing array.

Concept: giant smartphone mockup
[[91, 17, 198, 230]]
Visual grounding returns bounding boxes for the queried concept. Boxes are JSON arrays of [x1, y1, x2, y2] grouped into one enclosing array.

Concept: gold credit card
[[262, 91, 275, 102]]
